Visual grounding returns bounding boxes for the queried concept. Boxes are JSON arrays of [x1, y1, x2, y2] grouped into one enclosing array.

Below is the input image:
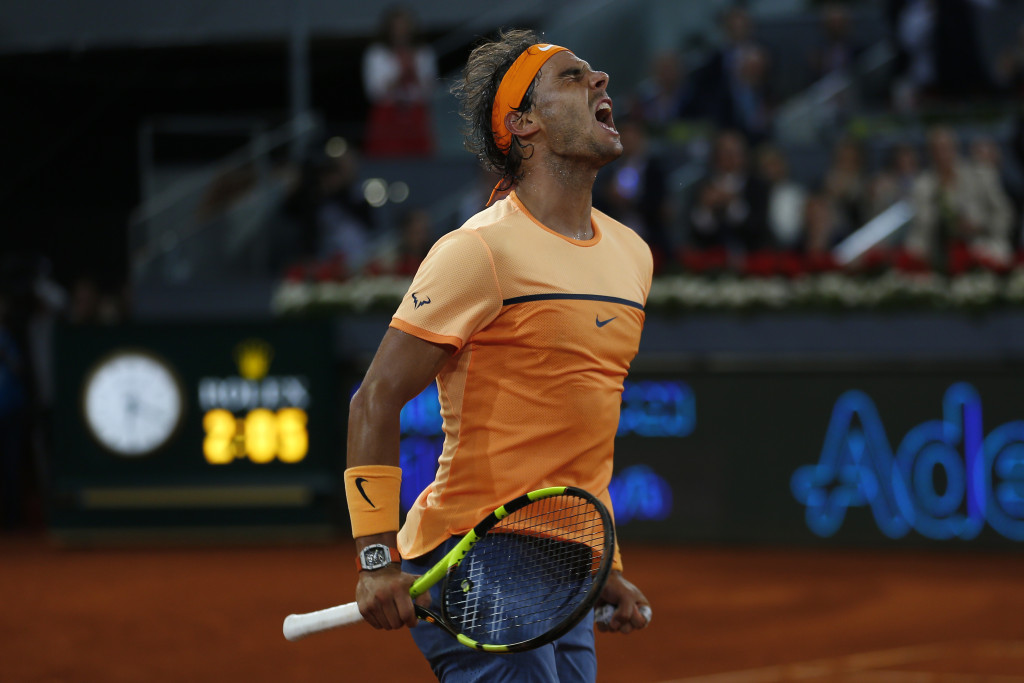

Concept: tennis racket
[[284, 485, 633, 652]]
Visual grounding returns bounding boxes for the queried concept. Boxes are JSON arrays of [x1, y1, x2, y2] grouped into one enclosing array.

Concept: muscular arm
[[348, 326, 454, 629], [348, 326, 453, 472]]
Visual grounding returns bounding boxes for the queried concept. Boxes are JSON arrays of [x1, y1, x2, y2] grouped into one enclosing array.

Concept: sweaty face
[[528, 51, 622, 167]]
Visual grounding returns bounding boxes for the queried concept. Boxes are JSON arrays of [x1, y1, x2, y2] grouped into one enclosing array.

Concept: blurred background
[[3, 0, 1024, 681]]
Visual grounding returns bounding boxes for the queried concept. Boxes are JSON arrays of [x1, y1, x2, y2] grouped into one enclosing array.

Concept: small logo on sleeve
[[596, 315, 617, 328], [411, 292, 431, 309], [354, 477, 375, 508]]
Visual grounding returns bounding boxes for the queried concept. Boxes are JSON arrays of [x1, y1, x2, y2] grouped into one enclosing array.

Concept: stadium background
[[3, 0, 1024, 680]]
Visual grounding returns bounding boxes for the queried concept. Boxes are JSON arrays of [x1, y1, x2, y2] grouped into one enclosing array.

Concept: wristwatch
[[357, 544, 400, 571]]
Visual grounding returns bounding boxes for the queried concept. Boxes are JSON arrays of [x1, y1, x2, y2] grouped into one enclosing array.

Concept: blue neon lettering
[[617, 381, 696, 437], [609, 465, 673, 524], [790, 390, 909, 538], [793, 383, 1024, 541], [975, 422, 1024, 540]]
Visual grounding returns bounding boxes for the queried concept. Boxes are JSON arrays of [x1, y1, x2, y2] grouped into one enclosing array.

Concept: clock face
[[83, 351, 184, 457]]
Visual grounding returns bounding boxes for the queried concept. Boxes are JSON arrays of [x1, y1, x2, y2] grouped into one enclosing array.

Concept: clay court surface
[[3, 534, 1023, 682]]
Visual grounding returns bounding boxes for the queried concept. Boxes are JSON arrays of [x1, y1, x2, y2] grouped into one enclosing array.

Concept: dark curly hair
[[452, 29, 543, 192]]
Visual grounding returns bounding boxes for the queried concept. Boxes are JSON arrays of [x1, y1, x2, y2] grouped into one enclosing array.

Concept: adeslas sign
[[792, 383, 1024, 541]]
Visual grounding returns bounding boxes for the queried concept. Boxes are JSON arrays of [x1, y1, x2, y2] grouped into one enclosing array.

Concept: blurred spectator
[[970, 136, 1002, 171], [362, 4, 438, 158], [1012, 108, 1024, 248], [823, 137, 869, 235], [26, 259, 65, 504], [314, 151, 376, 275], [67, 277, 123, 325], [686, 130, 771, 255], [808, 3, 865, 82], [971, 135, 1021, 203], [888, 0, 936, 111], [0, 253, 65, 530], [866, 142, 921, 218], [756, 144, 808, 250], [694, 6, 775, 145], [995, 22, 1024, 99], [802, 192, 845, 264], [628, 50, 700, 131], [0, 294, 28, 530], [888, 0, 996, 111], [368, 208, 433, 277], [731, 45, 774, 146], [970, 135, 1024, 249], [905, 126, 1014, 270], [594, 119, 673, 269]]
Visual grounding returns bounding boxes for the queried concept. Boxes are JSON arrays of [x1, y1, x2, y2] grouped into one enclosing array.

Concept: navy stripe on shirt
[[501, 293, 644, 310]]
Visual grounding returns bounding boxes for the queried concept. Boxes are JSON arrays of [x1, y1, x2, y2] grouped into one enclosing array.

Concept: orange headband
[[491, 43, 569, 154]]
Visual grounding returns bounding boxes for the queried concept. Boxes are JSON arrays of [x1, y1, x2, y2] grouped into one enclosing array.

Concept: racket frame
[[409, 485, 615, 653]]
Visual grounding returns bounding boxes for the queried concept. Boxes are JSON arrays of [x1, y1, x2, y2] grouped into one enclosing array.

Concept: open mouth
[[595, 100, 617, 133]]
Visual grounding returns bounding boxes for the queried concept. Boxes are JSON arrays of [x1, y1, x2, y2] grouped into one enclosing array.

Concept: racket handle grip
[[594, 603, 652, 626], [283, 601, 363, 641]]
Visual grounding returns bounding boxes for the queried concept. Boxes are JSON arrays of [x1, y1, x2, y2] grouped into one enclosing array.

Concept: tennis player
[[345, 29, 652, 681]]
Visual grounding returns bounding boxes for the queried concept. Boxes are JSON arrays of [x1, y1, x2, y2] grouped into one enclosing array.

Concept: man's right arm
[[347, 326, 454, 630]]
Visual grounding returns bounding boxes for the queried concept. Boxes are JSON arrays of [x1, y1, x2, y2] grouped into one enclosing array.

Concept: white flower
[[271, 282, 313, 314], [949, 272, 1000, 307], [270, 266, 1024, 315], [1005, 269, 1024, 303]]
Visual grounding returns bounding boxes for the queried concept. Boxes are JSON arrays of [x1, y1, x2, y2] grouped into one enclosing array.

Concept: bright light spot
[[388, 181, 410, 204], [362, 178, 388, 207], [325, 137, 348, 158]]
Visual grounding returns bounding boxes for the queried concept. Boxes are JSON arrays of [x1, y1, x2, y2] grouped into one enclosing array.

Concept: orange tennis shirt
[[390, 191, 653, 570]]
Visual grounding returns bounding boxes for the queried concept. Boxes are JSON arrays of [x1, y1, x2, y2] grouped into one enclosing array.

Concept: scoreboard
[[51, 322, 340, 542]]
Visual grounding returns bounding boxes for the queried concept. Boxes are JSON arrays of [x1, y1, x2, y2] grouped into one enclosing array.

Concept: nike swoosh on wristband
[[354, 477, 375, 508], [596, 316, 617, 327]]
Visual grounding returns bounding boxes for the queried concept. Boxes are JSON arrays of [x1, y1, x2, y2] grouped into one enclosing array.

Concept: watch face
[[83, 351, 184, 457], [363, 546, 389, 569]]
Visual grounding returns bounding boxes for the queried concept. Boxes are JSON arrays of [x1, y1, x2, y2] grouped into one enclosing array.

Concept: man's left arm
[[598, 234, 655, 635]]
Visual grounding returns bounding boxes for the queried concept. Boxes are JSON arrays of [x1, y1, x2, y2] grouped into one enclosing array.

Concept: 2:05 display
[[202, 408, 309, 465]]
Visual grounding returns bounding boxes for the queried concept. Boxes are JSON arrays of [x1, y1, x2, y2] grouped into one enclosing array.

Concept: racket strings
[[443, 494, 608, 644], [448, 541, 593, 634], [455, 544, 590, 616]]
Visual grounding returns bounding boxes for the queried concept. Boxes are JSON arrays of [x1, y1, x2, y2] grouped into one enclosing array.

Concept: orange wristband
[[344, 465, 402, 538]]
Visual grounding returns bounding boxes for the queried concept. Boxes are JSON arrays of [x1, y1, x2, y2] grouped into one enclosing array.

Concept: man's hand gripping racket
[[283, 486, 651, 652]]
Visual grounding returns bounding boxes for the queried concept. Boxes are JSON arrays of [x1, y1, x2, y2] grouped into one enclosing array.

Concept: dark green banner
[[611, 365, 1024, 548]]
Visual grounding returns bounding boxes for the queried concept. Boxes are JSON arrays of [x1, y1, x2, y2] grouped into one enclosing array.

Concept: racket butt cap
[[283, 614, 306, 641], [594, 604, 652, 626]]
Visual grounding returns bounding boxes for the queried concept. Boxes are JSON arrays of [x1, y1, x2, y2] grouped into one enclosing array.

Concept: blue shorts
[[402, 536, 598, 683]]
